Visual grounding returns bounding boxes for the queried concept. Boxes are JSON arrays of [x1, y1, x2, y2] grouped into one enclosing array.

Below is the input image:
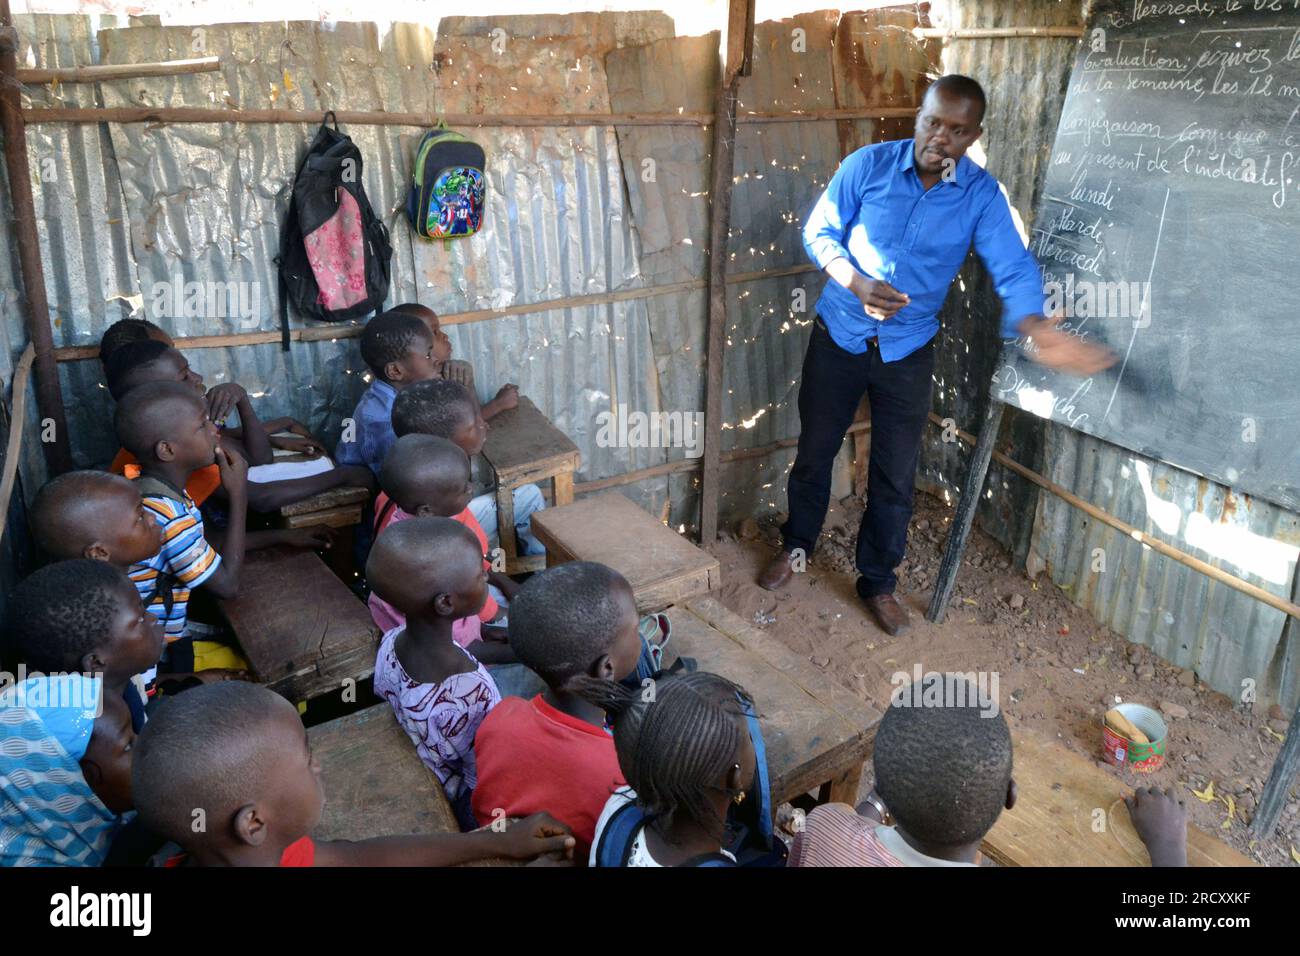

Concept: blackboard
[[991, 0, 1300, 512]]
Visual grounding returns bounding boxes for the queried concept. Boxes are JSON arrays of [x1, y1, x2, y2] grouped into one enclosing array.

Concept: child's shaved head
[[391, 378, 476, 440], [378, 434, 470, 516], [30, 470, 160, 563], [132, 682, 321, 849], [366, 516, 484, 618], [114, 381, 205, 459], [508, 562, 639, 689], [874, 684, 1013, 847]]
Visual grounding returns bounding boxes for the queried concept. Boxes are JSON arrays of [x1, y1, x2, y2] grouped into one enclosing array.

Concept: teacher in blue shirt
[[758, 75, 1113, 636]]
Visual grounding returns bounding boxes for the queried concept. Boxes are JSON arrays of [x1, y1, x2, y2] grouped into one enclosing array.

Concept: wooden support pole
[[20, 105, 918, 128], [0, 0, 71, 475], [700, 0, 754, 546], [926, 400, 1004, 623], [17, 56, 221, 84], [1253, 693, 1300, 836], [53, 264, 823, 363]]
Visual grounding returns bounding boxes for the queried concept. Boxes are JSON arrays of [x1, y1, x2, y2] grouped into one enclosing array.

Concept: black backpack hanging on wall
[[276, 111, 392, 350]]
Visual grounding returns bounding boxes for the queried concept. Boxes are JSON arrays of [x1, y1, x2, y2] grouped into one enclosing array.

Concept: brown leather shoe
[[757, 551, 795, 591], [863, 593, 911, 636]]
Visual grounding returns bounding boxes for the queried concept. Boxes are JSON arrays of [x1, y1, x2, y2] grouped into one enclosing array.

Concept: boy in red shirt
[[471, 562, 646, 858], [131, 681, 576, 866]]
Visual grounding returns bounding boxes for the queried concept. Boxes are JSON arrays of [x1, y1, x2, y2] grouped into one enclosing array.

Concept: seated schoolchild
[[391, 377, 546, 557], [389, 302, 518, 420], [372, 432, 511, 626], [30, 470, 162, 568], [788, 678, 1188, 867], [472, 562, 646, 857], [106, 340, 367, 512], [366, 516, 502, 829], [2, 559, 164, 731], [114, 382, 256, 685], [100, 318, 326, 459], [335, 310, 443, 477], [586, 671, 765, 867], [0, 674, 134, 866], [130, 681, 575, 866]]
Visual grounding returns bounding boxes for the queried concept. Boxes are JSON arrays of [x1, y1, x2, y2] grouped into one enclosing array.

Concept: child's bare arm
[[208, 384, 274, 466], [465, 639, 517, 665], [1125, 786, 1188, 867], [488, 570, 520, 601], [242, 464, 376, 513], [202, 447, 249, 599], [311, 813, 575, 866], [480, 384, 519, 421]]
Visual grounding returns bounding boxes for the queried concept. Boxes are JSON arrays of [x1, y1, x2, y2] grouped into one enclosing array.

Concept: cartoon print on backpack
[[430, 167, 485, 238]]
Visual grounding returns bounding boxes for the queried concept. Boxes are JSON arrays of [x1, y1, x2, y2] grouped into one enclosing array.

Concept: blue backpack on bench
[[592, 691, 787, 868]]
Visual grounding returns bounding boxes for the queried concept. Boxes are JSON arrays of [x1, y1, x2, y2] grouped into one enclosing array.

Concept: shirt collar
[[896, 138, 971, 190]]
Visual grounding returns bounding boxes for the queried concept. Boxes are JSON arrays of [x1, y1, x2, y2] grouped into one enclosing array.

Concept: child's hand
[[278, 526, 337, 551], [205, 383, 248, 426], [495, 812, 576, 861], [1124, 786, 1188, 867], [216, 445, 249, 494], [493, 384, 519, 411], [444, 360, 474, 388]]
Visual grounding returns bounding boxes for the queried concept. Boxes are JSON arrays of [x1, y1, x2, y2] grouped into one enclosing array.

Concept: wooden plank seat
[[480, 396, 579, 573], [217, 546, 381, 703], [669, 596, 881, 807], [983, 730, 1256, 867], [531, 492, 720, 613]]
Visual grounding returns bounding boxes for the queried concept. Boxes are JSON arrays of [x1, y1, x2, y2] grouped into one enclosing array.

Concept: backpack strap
[[737, 690, 775, 847], [323, 110, 339, 131], [373, 495, 399, 537], [593, 799, 646, 868]]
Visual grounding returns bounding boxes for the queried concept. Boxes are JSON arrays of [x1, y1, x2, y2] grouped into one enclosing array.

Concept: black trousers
[[781, 318, 935, 598]]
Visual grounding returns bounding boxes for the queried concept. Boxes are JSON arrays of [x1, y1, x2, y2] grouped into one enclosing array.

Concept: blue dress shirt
[[334, 378, 398, 475], [802, 138, 1045, 362]]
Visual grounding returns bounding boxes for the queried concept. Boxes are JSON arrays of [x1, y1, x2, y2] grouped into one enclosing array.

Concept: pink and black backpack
[[277, 112, 392, 349]]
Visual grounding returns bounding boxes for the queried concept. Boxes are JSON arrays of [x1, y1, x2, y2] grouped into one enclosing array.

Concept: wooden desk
[[983, 730, 1256, 866], [480, 396, 579, 573], [276, 484, 370, 530], [217, 547, 381, 703], [532, 492, 721, 613], [310, 703, 459, 841], [671, 596, 881, 806]]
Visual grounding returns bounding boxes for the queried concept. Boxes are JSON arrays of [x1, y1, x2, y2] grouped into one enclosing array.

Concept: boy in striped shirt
[[115, 382, 251, 689]]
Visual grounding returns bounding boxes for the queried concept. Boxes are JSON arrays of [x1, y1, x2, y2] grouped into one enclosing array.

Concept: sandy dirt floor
[[708, 491, 1297, 867]]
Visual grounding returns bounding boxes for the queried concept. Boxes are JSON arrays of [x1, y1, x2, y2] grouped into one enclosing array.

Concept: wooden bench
[[217, 546, 381, 703], [983, 730, 1256, 866], [670, 596, 880, 806], [531, 492, 721, 614], [480, 396, 579, 574]]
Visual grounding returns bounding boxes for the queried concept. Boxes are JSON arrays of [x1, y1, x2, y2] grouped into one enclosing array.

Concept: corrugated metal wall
[[3, 3, 1296, 709]]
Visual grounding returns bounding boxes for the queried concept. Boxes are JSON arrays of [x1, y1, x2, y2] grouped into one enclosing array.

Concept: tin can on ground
[[1101, 703, 1168, 773]]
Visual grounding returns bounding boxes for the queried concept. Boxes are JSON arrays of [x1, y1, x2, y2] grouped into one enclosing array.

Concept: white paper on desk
[[247, 457, 335, 484]]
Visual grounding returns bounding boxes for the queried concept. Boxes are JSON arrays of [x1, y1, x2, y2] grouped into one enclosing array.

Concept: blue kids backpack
[[406, 123, 487, 240], [592, 690, 787, 868]]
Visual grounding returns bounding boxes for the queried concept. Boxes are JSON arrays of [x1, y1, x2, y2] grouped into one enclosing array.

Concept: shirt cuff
[[1000, 294, 1044, 339]]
